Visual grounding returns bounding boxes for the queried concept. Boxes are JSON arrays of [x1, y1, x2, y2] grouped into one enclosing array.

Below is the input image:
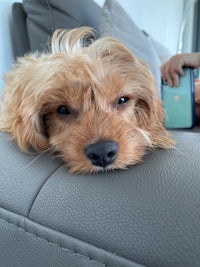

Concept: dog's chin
[[83, 165, 117, 174], [56, 139, 147, 174], [65, 154, 144, 174], [66, 162, 124, 174], [83, 162, 129, 174]]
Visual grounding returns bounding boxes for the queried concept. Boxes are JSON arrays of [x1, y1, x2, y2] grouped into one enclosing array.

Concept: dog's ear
[[132, 61, 175, 149], [0, 56, 49, 152], [133, 61, 161, 126]]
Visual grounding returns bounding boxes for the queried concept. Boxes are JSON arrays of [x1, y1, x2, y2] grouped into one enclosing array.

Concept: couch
[[0, 0, 200, 266]]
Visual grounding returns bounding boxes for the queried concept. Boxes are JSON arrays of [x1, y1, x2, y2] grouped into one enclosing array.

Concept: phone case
[[161, 67, 195, 129]]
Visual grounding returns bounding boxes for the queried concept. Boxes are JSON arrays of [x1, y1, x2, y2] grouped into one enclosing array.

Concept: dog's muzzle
[[84, 141, 118, 168]]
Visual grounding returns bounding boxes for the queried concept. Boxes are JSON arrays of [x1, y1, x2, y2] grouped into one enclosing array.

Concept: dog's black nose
[[84, 141, 118, 168]]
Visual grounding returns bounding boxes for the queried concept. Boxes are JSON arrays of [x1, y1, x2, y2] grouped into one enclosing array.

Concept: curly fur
[[0, 27, 175, 173]]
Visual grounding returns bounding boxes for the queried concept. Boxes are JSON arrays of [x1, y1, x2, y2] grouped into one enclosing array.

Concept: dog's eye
[[117, 97, 129, 105], [57, 106, 70, 116]]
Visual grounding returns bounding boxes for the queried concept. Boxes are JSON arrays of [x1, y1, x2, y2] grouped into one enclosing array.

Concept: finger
[[166, 76, 173, 87], [161, 64, 173, 87], [169, 66, 184, 87], [171, 73, 180, 87], [169, 63, 185, 78], [163, 75, 173, 87], [176, 67, 185, 77]]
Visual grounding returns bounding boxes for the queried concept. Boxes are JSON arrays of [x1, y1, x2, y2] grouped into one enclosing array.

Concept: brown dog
[[0, 27, 175, 173]]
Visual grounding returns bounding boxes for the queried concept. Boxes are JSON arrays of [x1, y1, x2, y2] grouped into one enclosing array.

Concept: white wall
[[180, 0, 196, 53], [95, 0, 184, 55], [0, 0, 22, 94]]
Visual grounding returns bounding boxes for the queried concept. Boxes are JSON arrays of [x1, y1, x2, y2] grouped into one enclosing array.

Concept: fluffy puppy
[[0, 27, 175, 173]]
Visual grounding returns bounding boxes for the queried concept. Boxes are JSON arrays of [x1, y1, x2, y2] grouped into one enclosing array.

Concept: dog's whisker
[[170, 146, 186, 157], [136, 128, 153, 147], [15, 153, 44, 170]]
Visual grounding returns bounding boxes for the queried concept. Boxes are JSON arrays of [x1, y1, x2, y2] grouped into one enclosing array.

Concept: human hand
[[161, 53, 200, 87]]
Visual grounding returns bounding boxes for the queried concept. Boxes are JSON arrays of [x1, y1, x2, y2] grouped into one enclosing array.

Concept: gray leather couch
[[1, 1, 200, 266]]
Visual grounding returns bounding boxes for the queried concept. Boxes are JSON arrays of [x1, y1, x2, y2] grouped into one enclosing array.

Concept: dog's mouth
[[84, 140, 119, 168]]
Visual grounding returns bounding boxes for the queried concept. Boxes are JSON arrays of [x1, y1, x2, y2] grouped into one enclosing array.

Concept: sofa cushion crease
[[0, 132, 63, 216], [27, 163, 66, 218]]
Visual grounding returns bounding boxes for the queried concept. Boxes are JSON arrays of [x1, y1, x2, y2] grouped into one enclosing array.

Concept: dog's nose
[[84, 141, 118, 168]]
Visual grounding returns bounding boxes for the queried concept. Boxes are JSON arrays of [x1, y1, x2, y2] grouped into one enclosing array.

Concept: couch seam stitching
[[0, 217, 109, 267]]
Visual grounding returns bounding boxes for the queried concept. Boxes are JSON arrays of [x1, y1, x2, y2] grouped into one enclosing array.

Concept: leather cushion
[[0, 131, 200, 266]]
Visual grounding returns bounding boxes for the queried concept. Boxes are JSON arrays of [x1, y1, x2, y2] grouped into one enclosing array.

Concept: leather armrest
[[0, 131, 200, 267]]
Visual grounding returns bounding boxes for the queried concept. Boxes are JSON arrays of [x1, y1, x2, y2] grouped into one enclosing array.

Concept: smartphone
[[161, 67, 195, 129]]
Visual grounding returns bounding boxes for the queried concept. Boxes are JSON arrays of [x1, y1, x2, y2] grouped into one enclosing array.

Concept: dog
[[0, 27, 175, 173]]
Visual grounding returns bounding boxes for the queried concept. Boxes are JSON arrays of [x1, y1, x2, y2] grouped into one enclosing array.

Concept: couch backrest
[[11, 0, 101, 58]]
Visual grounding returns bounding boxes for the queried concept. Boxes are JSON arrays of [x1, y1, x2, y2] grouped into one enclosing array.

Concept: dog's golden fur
[[0, 27, 175, 173]]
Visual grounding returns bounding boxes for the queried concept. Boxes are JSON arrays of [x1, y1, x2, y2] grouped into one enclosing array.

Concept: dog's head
[[0, 27, 175, 173]]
